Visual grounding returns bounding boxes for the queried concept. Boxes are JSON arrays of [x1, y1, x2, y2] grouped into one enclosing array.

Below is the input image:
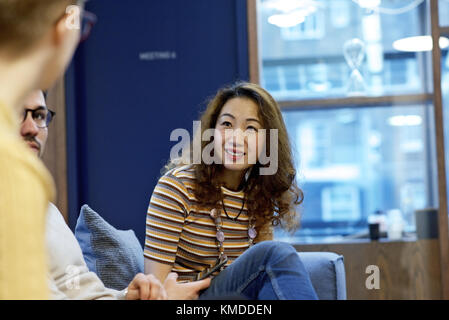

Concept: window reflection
[[276, 105, 432, 242], [257, 0, 443, 243], [259, 0, 426, 100], [439, 0, 449, 26]]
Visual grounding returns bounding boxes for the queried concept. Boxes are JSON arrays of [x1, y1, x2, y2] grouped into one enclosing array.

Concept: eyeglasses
[[22, 106, 56, 129], [80, 10, 97, 42]]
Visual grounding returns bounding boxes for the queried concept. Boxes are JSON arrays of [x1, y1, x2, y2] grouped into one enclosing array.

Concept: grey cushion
[[74, 204, 144, 291], [298, 252, 347, 300]]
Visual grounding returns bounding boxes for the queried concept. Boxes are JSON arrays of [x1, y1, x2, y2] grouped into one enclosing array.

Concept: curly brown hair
[[166, 82, 303, 235]]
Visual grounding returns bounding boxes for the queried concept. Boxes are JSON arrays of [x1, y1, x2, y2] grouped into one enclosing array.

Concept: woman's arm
[[143, 173, 211, 298], [144, 258, 173, 283], [144, 173, 189, 280], [144, 258, 211, 300]]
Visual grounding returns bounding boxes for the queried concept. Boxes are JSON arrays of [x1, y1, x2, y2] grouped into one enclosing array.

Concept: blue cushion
[[74, 204, 144, 290], [298, 252, 346, 300]]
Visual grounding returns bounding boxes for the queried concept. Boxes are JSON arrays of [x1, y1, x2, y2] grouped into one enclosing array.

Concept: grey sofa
[[76, 204, 347, 300], [298, 252, 347, 300]]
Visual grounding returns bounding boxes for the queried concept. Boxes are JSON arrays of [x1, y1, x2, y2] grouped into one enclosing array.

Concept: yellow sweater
[[0, 101, 55, 299]]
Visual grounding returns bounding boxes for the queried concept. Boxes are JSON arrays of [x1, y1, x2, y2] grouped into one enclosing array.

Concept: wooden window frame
[[42, 78, 69, 223]]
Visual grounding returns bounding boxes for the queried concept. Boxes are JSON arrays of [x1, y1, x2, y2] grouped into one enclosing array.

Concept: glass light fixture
[[343, 38, 366, 96], [265, 0, 320, 28], [267, 11, 306, 28], [357, 0, 381, 9], [388, 115, 422, 126], [393, 35, 449, 52]]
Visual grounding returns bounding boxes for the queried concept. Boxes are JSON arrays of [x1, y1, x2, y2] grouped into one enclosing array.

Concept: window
[[255, 0, 445, 243], [278, 104, 433, 242], [439, 0, 449, 26], [259, 0, 426, 100]]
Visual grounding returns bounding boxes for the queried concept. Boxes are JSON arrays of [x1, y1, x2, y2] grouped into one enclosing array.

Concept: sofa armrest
[[298, 252, 347, 300]]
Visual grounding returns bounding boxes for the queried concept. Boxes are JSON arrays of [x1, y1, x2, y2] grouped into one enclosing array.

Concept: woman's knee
[[255, 240, 295, 251], [252, 240, 297, 260]]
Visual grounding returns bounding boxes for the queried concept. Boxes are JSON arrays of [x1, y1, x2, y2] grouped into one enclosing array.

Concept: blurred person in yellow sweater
[[0, 0, 84, 299], [0, 0, 210, 300]]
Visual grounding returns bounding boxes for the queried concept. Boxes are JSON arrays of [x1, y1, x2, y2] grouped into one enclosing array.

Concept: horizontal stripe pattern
[[144, 165, 251, 281]]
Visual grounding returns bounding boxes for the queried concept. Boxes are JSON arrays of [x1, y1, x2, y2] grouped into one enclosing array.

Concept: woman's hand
[[163, 272, 211, 300], [125, 273, 167, 300]]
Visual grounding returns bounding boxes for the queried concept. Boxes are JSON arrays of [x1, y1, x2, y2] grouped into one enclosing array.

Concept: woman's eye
[[221, 121, 232, 127], [246, 126, 258, 132]]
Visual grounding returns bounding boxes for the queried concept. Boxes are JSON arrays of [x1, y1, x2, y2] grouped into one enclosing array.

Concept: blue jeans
[[199, 241, 318, 300]]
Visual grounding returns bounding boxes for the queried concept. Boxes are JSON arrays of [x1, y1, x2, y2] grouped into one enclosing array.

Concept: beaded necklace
[[209, 193, 257, 263], [195, 170, 256, 280]]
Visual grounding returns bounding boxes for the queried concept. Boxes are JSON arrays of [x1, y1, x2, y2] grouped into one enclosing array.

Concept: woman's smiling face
[[214, 97, 266, 172]]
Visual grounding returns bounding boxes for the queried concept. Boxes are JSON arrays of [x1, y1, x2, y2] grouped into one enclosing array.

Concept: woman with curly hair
[[144, 82, 318, 300]]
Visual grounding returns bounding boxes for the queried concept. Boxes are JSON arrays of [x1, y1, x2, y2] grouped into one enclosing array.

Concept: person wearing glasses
[[20, 90, 162, 299], [20, 92, 213, 300], [21, 91, 55, 158]]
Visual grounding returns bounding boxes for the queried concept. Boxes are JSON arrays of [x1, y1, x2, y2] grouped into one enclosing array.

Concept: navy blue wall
[[65, 0, 250, 245]]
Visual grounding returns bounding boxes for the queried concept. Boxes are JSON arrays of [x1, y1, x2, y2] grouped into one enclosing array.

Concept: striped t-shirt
[[144, 165, 253, 281]]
